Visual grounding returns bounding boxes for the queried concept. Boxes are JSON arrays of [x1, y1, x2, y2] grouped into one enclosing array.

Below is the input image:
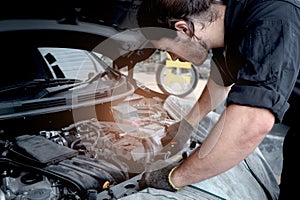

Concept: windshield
[[0, 47, 117, 101], [38, 47, 109, 82]]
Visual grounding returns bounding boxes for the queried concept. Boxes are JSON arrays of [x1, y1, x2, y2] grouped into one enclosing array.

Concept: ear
[[174, 20, 192, 36]]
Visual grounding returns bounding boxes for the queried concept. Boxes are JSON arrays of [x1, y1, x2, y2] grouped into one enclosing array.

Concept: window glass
[[38, 48, 109, 81]]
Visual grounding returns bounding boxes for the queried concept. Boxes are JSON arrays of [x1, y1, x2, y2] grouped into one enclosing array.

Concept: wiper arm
[[38, 79, 87, 98], [88, 52, 123, 82]]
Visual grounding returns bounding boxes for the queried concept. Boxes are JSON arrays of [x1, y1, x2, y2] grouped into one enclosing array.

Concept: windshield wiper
[[0, 79, 82, 100], [0, 51, 125, 100], [0, 78, 82, 92], [43, 50, 124, 95]]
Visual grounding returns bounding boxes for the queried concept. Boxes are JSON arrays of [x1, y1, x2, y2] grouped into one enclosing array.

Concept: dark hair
[[137, 0, 217, 39]]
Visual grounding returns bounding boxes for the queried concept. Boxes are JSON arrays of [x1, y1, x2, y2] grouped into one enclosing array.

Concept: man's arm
[[186, 77, 231, 126], [171, 104, 275, 187], [138, 76, 275, 192]]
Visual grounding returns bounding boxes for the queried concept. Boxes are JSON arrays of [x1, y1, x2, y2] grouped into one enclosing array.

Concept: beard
[[192, 47, 208, 66], [182, 36, 209, 66]]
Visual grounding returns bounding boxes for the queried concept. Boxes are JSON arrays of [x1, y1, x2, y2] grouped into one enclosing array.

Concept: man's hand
[[138, 163, 181, 192], [138, 119, 194, 192]]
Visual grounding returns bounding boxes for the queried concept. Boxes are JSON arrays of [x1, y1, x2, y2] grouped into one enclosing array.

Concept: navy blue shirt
[[211, 0, 300, 124]]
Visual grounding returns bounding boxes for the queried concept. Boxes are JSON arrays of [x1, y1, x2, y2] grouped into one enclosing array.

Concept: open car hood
[[0, 0, 144, 50], [0, 0, 156, 121]]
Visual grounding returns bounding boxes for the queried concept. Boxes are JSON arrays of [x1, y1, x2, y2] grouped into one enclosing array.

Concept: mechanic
[[136, 0, 300, 199]]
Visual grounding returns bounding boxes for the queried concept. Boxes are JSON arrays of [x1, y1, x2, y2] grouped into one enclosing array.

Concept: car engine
[[0, 95, 197, 200]]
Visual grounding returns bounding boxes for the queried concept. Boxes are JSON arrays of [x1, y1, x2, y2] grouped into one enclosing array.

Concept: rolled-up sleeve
[[227, 85, 289, 123]]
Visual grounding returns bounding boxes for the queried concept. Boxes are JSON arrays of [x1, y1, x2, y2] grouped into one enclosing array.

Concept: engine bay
[[0, 94, 199, 200]]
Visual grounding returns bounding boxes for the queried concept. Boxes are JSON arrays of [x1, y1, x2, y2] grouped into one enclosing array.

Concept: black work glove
[[161, 118, 195, 146], [138, 162, 181, 192]]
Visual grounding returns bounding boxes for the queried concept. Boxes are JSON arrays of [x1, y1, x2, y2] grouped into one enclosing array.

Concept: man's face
[[151, 34, 209, 66]]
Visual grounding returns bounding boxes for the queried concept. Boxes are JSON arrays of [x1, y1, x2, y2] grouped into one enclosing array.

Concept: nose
[[168, 52, 178, 61]]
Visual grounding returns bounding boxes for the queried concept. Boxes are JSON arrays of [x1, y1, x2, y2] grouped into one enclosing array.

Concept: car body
[[0, 1, 280, 200]]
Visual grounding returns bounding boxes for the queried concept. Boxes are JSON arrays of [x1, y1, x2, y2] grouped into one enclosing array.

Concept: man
[[136, 0, 300, 199]]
